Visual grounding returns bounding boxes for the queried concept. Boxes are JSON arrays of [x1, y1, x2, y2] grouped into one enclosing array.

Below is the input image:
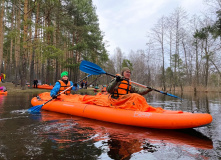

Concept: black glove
[[147, 87, 153, 91], [74, 83, 78, 87], [116, 76, 123, 82], [52, 95, 57, 99]]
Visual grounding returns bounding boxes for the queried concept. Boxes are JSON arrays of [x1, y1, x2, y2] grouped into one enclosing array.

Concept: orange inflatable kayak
[[40, 111, 213, 149], [37, 84, 53, 90], [31, 94, 212, 129], [0, 91, 7, 95], [28, 84, 53, 90]]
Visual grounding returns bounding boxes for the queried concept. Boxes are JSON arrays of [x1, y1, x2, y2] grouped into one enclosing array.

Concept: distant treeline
[[0, 0, 221, 91], [0, 0, 108, 89], [108, 3, 221, 92]]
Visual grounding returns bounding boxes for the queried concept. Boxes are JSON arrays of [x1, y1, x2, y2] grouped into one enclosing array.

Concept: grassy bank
[[0, 82, 95, 95]]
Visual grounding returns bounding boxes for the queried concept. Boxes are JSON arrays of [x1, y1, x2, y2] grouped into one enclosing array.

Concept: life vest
[[58, 80, 71, 96], [101, 87, 106, 92], [112, 79, 131, 98]]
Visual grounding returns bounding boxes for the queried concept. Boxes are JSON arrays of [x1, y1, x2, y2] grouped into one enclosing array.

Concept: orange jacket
[[113, 79, 131, 98], [58, 80, 71, 96], [101, 87, 107, 92]]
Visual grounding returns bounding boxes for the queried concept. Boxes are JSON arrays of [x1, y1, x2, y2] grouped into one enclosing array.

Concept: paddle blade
[[28, 104, 43, 113], [159, 91, 183, 100], [80, 60, 106, 75]]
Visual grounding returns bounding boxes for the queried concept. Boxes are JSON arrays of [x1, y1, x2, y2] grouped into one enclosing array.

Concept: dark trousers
[[34, 84, 37, 88]]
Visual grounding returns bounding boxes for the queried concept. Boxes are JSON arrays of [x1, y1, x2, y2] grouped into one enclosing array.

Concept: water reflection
[[27, 111, 213, 159], [0, 92, 220, 159], [146, 91, 220, 114], [0, 95, 6, 114]]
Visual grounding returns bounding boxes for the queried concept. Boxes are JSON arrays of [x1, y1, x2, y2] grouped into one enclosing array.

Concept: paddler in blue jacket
[[50, 71, 79, 99]]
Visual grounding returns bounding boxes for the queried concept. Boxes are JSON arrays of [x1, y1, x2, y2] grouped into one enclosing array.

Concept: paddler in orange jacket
[[106, 67, 161, 112], [50, 71, 79, 99], [107, 67, 152, 99]]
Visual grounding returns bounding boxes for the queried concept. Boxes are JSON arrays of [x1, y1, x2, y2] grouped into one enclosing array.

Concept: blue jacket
[[50, 81, 79, 97]]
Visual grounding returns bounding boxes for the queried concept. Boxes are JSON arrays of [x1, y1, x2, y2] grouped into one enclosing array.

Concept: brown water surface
[[0, 91, 219, 159]]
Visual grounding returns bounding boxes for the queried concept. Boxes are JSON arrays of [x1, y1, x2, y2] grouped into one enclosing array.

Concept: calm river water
[[0, 91, 220, 160]]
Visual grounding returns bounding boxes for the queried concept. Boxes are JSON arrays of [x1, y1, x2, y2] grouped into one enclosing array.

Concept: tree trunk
[[21, 0, 28, 90], [30, 2, 39, 88], [14, 1, 21, 87], [182, 40, 189, 85], [161, 23, 165, 91], [9, 5, 14, 81], [204, 46, 209, 87], [0, 0, 5, 72], [195, 38, 199, 91]]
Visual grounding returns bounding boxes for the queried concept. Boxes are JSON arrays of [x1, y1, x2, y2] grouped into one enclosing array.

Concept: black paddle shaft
[[105, 73, 182, 100], [79, 60, 182, 100]]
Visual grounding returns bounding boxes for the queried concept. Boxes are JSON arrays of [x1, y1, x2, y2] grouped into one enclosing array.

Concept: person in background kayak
[[0, 85, 7, 92], [107, 67, 152, 99], [50, 71, 79, 99], [101, 85, 107, 92], [0, 73, 4, 83]]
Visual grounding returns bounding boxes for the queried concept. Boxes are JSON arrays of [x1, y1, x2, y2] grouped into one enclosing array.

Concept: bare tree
[[170, 7, 188, 91], [112, 47, 124, 74], [151, 16, 167, 91]]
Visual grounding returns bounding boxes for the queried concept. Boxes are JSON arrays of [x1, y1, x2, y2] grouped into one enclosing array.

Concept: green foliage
[[100, 50, 109, 62], [63, 0, 108, 64], [122, 59, 133, 71], [44, 26, 55, 35], [5, 29, 17, 39], [64, 62, 80, 70], [2, 0, 108, 85], [208, 10, 221, 39], [42, 45, 64, 60], [171, 54, 183, 70], [193, 28, 209, 40], [195, 10, 221, 40], [165, 67, 173, 77], [69, 41, 88, 51], [209, 74, 221, 87]]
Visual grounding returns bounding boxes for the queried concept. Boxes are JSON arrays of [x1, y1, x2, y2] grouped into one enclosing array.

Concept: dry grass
[[1, 82, 50, 94], [170, 86, 221, 92]]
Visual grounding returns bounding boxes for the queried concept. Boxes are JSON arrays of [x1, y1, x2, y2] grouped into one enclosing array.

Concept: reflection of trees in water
[[142, 142, 158, 153], [107, 138, 143, 160], [0, 115, 213, 160], [0, 116, 102, 159], [0, 95, 6, 113], [147, 91, 220, 113], [30, 121, 102, 159], [0, 92, 216, 160], [38, 138, 102, 160], [193, 93, 210, 113], [3, 93, 34, 111]]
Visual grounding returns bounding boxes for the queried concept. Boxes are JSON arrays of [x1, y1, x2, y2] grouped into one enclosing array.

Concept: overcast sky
[[92, 0, 207, 56]]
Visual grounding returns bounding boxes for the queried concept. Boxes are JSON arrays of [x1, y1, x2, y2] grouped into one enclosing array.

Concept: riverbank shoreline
[[1, 82, 220, 94], [0, 82, 95, 94]]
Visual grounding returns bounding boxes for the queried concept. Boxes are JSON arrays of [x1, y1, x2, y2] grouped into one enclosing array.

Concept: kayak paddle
[[28, 74, 92, 113], [80, 60, 182, 100]]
